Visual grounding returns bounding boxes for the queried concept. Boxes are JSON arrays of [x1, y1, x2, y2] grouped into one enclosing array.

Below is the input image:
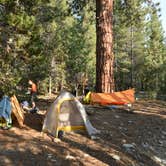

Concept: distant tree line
[[0, 0, 165, 97]]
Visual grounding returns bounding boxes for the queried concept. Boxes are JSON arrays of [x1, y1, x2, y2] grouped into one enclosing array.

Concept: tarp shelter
[[0, 96, 12, 127], [0, 95, 24, 128], [42, 91, 99, 138], [10, 95, 24, 127], [84, 89, 135, 105]]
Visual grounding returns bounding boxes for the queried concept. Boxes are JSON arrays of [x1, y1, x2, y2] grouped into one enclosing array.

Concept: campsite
[[0, 95, 166, 166], [0, 0, 166, 166]]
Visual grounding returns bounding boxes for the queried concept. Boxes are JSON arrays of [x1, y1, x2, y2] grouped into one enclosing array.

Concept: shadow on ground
[[0, 99, 165, 166]]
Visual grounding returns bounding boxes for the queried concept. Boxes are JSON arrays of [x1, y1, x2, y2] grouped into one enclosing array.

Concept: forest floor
[[0, 96, 166, 166]]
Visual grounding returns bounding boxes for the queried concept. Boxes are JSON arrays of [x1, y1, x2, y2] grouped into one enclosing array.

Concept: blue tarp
[[0, 96, 12, 123]]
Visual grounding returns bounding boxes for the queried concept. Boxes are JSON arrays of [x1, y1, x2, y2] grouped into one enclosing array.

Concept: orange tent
[[90, 89, 135, 105]]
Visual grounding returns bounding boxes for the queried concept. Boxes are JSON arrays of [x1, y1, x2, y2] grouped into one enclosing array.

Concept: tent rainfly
[[84, 89, 135, 105], [42, 91, 99, 138]]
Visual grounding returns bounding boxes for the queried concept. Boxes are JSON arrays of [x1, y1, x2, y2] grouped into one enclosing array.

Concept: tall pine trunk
[[96, 0, 114, 93], [49, 75, 52, 95]]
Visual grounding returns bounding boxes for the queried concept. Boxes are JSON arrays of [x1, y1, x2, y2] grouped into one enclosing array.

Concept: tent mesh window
[[58, 100, 84, 128]]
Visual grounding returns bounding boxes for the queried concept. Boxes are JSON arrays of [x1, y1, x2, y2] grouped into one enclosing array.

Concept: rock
[[86, 109, 95, 115], [122, 143, 135, 149], [91, 135, 100, 140], [111, 154, 120, 161], [162, 160, 166, 165], [123, 128, 128, 131], [161, 131, 166, 136], [127, 104, 132, 107], [128, 120, 133, 124], [51, 159, 57, 162], [119, 127, 122, 130], [84, 154, 89, 157], [66, 155, 75, 160], [158, 140, 163, 145], [115, 115, 120, 119], [119, 127, 127, 131], [122, 139, 127, 143], [142, 142, 149, 148], [47, 154, 53, 159], [52, 138, 61, 143], [149, 146, 155, 151], [103, 122, 109, 125]]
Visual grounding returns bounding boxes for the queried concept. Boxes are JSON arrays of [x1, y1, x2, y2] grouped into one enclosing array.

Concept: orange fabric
[[90, 89, 135, 105]]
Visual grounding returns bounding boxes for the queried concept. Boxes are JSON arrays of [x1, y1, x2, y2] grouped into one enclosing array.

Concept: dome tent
[[42, 91, 99, 138]]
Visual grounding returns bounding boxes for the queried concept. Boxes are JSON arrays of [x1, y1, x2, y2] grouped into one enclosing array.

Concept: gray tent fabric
[[42, 91, 99, 138], [0, 96, 12, 124]]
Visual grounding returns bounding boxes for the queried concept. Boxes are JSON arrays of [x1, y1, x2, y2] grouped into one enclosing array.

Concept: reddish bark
[[96, 0, 114, 93]]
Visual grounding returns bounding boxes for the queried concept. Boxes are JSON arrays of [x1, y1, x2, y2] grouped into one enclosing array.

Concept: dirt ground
[[0, 97, 166, 166]]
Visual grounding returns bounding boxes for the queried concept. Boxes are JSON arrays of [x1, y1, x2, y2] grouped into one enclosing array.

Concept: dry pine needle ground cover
[[0, 97, 166, 166]]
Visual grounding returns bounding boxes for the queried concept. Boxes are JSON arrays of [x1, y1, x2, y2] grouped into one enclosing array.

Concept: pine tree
[[143, 2, 166, 92], [96, 0, 114, 93]]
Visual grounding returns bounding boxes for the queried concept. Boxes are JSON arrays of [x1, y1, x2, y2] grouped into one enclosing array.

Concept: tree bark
[[96, 0, 114, 93], [49, 75, 52, 95], [130, 25, 134, 88]]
